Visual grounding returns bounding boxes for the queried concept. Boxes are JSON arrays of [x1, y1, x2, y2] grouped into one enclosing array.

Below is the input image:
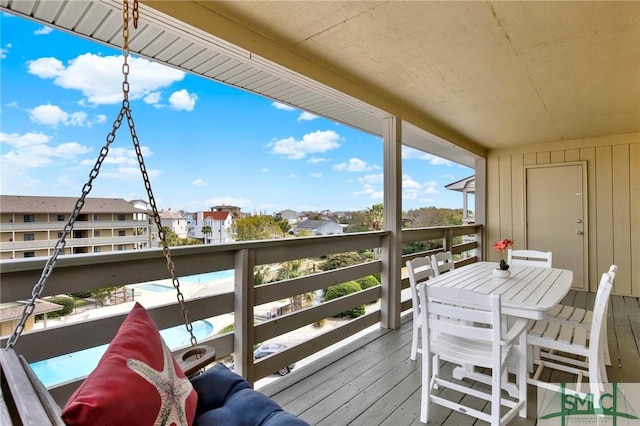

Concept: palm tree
[[364, 203, 383, 231], [201, 225, 212, 243]]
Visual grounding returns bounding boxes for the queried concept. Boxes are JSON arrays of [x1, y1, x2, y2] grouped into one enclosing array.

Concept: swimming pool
[[30, 320, 214, 387], [135, 270, 235, 293], [181, 269, 234, 284]]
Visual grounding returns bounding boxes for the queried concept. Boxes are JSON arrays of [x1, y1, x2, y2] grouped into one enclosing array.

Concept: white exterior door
[[525, 163, 588, 290]]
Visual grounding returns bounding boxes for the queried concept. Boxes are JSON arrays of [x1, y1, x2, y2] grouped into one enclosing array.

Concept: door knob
[[576, 219, 582, 223], [576, 231, 583, 235]]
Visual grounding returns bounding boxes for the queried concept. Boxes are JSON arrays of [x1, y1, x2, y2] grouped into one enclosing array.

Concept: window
[[24, 252, 35, 258], [94, 230, 101, 237], [24, 233, 35, 241], [118, 230, 126, 237], [24, 215, 35, 222], [94, 247, 101, 253], [58, 232, 63, 238], [117, 245, 125, 251], [118, 214, 126, 221], [93, 214, 100, 221], [57, 215, 64, 221]]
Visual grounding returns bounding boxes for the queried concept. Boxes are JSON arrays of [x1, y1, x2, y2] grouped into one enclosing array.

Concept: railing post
[[443, 228, 453, 252], [234, 248, 255, 385]]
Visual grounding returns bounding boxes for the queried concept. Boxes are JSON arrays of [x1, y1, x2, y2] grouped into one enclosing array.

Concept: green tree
[[273, 217, 291, 237], [231, 215, 282, 241], [161, 226, 180, 246], [318, 252, 366, 271], [364, 203, 384, 231], [201, 225, 212, 242]]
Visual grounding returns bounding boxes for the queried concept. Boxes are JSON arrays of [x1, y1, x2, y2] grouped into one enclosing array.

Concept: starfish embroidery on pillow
[[127, 342, 193, 426]]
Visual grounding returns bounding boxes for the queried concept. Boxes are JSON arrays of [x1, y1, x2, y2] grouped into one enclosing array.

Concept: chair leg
[[518, 332, 528, 418], [411, 323, 419, 361], [420, 352, 431, 423]]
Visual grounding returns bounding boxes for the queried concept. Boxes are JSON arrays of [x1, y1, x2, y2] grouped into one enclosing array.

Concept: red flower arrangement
[[492, 238, 513, 270]]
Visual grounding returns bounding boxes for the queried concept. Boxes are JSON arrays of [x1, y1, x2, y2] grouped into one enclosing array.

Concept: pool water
[[30, 320, 214, 387], [135, 270, 235, 292], [181, 269, 234, 284]]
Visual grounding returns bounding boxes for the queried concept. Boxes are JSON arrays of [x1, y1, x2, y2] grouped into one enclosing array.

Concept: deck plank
[[261, 294, 639, 425]]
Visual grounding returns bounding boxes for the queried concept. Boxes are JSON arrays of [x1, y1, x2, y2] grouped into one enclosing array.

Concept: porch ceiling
[[3, 1, 638, 167]]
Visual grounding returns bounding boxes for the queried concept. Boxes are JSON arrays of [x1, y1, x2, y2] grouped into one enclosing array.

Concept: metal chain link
[[6, 0, 197, 349]]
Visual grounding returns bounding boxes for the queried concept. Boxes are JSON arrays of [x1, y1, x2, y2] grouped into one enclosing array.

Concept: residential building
[[159, 209, 188, 239], [293, 219, 344, 236], [0, 195, 150, 260], [445, 176, 475, 225], [188, 210, 234, 244], [276, 209, 298, 225]]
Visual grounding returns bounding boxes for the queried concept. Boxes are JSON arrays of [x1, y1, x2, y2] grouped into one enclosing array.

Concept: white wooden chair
[[418, 285, 528, 425], [406, 257, 435, 361], [431, 251, 455, 276], [527, 270, 614, 400], [545, 265, 616, 366], [507, 249, 552, 267]]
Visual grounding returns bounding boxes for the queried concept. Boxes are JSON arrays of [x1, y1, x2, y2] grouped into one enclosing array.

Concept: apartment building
[[0, 195, 150, 260], [159, 209, 188, 239]]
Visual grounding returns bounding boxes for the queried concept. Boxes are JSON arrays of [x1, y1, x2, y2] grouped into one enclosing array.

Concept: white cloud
[[0, 43, 11, 59], [442, 174, 455, 181], [353, 183, 383, 200], [297, 111, 317, 121], [358, 173, 383, 184], [28, 53, 184, 105], [80, 146, 153, 168], [333, 157, 379, 172], [401, 146, 453, 166], [144, 92, 161, 105], [289, 173, 297, 178], [29, 104, 102, 128], [272, 101, 295, 111], [270, 130, 341, 160], [311, 172, 322, 178], [261, 168, 269, 173], [307, 157, 327, 164], [169, 89, 198, 111], [34, 26, 53, 35], [192, 179, 208, 186], [403, 175, 422, 190], [0, 131, 91, 169]]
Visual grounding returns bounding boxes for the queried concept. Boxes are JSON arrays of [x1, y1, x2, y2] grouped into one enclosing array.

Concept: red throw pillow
[[62, 302, 198, 425]]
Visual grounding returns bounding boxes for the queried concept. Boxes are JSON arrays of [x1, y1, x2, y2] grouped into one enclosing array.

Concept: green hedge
[[357, 275, 380, 290], [36, 295, 74, 320], [323, 281, 365, 318]]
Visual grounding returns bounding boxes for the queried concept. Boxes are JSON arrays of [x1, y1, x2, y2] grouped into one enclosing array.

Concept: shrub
[[37, 295, 74, 319], [357, 275, 380, 290], [323, 281, 365, 318]]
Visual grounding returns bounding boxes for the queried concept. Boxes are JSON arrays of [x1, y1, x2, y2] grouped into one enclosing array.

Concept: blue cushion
[[190, 363, 309, 426]]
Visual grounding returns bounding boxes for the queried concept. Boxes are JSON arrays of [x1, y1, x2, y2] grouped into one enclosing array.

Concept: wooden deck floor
[[260, 291, 640, 425]]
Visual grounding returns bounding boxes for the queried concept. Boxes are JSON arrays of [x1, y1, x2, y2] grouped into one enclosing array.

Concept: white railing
[[0, 224, 481, 404]]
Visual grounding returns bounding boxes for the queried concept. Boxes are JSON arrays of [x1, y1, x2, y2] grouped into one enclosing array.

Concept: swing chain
[[5, 0, 198, 349]]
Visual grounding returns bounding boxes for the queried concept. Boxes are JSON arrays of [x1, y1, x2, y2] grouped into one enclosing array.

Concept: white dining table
[[418, 260, 573, 415], [423, 261, 573, 320]]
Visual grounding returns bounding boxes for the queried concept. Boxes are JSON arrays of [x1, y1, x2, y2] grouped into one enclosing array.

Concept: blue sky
[[0, 13, 473, 214]]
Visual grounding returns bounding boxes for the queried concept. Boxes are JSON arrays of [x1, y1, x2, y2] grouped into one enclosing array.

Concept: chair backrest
[[608, 264, 618, 282], [587, 271, 613, 384], [406, 257, 435, 321], [507, 249, 552, 268], [431, 251, 455, 276], [418, 285, 501, 366]]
